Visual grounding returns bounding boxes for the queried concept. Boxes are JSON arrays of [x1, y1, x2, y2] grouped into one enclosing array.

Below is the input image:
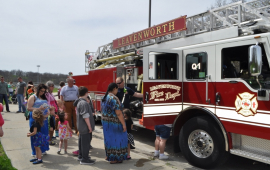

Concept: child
[[48, 106, 56, 145], [56, 99, 65, 112], [123, 109, 134, 160], [154, 124, 172, 159], [24, 83, 35, 120], [72, 95, 95, 156], [0, 103, 4, 137], [27, 109, 49, 164], [57, 112, 72, 154], [55, 99, 64, 137], [73, 86, 95, 165]]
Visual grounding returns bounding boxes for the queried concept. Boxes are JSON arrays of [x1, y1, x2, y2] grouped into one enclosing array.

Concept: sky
[[0, 0, 217, 75]]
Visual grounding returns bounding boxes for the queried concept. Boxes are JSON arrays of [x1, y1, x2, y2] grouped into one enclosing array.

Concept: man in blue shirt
[[115, 77, 143, 109], [60, 77, 79, 133]]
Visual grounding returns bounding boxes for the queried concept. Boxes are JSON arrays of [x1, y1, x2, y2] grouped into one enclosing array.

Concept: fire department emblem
[[235, 92, 258, 117]]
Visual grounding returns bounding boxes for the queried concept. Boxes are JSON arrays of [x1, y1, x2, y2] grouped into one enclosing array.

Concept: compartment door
[[142, 48, 183, 126]]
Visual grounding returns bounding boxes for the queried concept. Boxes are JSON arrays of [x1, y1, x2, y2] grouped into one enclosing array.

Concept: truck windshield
[[222, 44, 270, 89]]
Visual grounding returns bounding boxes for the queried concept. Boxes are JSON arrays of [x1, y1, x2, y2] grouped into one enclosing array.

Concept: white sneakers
[[159, 154, 169, 160], [154, 151, 159, 157], [154, 151, 169, 160]]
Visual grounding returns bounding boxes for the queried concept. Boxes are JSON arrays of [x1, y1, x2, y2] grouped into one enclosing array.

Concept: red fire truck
[[73, 1, 270, 168]]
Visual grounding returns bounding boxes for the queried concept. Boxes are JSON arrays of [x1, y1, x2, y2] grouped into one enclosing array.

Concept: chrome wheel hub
[[188, 129, 214, 158]]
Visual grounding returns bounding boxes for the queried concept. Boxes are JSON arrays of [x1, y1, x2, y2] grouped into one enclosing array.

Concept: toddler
[[55, 99, 64, 137], [48, 106, 56, 145], [57, 112, 72, 154]]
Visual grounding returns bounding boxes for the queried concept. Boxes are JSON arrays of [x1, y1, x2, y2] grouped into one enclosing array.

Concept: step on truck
[[73, 0, 270, 168]]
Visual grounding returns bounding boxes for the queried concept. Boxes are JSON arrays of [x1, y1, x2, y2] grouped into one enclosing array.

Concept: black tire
[[179, 116, 229, 169]]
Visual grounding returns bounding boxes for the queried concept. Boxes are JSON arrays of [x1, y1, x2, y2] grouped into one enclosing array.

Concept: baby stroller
[[11, 93, 17, 104]]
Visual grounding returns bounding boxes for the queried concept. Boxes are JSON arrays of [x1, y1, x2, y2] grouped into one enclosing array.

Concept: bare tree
[[0, 69, 68, 86]]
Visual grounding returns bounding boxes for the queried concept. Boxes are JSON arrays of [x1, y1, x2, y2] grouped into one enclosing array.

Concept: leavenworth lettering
[[113, 16, 186, 49]]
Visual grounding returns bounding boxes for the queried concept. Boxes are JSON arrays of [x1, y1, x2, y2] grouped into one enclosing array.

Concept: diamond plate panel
[[232, 133, 270, 157]]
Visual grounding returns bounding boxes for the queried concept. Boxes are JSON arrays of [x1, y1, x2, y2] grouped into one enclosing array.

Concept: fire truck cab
[[73, 1, 270, 168]]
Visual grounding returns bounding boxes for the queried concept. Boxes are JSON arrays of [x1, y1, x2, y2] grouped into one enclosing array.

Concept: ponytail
[[102, 91, 109, 102], [102, 83, 118, 102]]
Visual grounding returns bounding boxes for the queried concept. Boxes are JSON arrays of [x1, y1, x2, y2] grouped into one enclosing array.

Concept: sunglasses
[[40, 90, 46, 93], [116, 81, 122, 85]]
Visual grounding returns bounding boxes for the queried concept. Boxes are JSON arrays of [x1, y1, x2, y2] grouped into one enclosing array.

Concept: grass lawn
[[0, 141, 17, 170], [53, 88, 58, 93]]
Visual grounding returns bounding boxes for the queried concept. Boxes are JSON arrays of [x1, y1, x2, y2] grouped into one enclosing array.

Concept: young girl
[[48, 106, 56, 145], [57, 112, 72, 154], [27, 109, 49, 164], [55, 99, 64, 137], [123, 109, 134, 160]]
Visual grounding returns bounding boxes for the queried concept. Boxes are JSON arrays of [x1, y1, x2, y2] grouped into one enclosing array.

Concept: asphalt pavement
[[0, 104, 195, 170]]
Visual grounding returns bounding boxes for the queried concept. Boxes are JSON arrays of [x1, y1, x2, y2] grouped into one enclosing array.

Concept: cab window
[[221, 44, 270, 89], [148, 52, 178, 80], [186, 52, 207, 80]]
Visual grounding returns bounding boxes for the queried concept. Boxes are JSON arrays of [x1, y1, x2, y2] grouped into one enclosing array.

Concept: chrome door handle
[[206, 75, 211, 103], [145, 92, 149, 103], [216, 92, 221, 105]]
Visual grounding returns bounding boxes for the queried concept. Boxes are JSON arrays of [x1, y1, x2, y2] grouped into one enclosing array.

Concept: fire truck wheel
[[179, 116, 229, 169]]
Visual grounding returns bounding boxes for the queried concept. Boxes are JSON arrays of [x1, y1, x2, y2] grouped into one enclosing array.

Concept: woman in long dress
[[101, 83, 128, 164], [27, 84, 50, 156]]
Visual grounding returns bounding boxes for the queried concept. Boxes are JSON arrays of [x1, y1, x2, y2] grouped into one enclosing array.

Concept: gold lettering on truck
[[134, 34, 137, 41], [149, 84, 181, 101], [162, 24, 168, 32], [156, 26, 161, 35], [129, 35, 133, 43], [150, 28, 155, 36], [143, 30, 150, 38], [168, 21, 175, 31], [138, 32, 142, 40]]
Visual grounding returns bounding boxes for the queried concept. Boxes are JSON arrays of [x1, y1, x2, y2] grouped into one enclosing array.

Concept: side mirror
[[248, 44, 262, 76], [248, 44, 266, 97]]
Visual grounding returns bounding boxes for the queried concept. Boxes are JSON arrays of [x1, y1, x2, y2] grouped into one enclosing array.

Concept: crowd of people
[[0, 75, 172, 166]]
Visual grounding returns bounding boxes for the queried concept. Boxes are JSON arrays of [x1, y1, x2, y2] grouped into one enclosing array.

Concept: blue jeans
[[17, 94, 26, 112], [0, 94, 10, 111]]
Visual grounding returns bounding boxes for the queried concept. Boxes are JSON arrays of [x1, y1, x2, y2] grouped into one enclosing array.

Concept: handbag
[[24, 95, 36, 120]]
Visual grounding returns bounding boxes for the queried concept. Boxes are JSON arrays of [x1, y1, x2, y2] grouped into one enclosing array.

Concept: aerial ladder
[[84, 0, 270, 73]]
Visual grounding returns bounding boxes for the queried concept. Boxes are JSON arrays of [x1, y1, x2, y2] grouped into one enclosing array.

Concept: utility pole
[[149, 0, 151, 28]]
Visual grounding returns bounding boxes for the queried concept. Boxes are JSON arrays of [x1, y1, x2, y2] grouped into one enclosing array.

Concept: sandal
[[49, 141, 55, 145], [110, 161, 118, 164], [127, 156, 131, 160], [109, 160, 123, 164]]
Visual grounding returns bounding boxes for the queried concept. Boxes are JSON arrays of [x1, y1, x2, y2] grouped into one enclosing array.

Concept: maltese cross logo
[[235, 92, 258, 117]]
